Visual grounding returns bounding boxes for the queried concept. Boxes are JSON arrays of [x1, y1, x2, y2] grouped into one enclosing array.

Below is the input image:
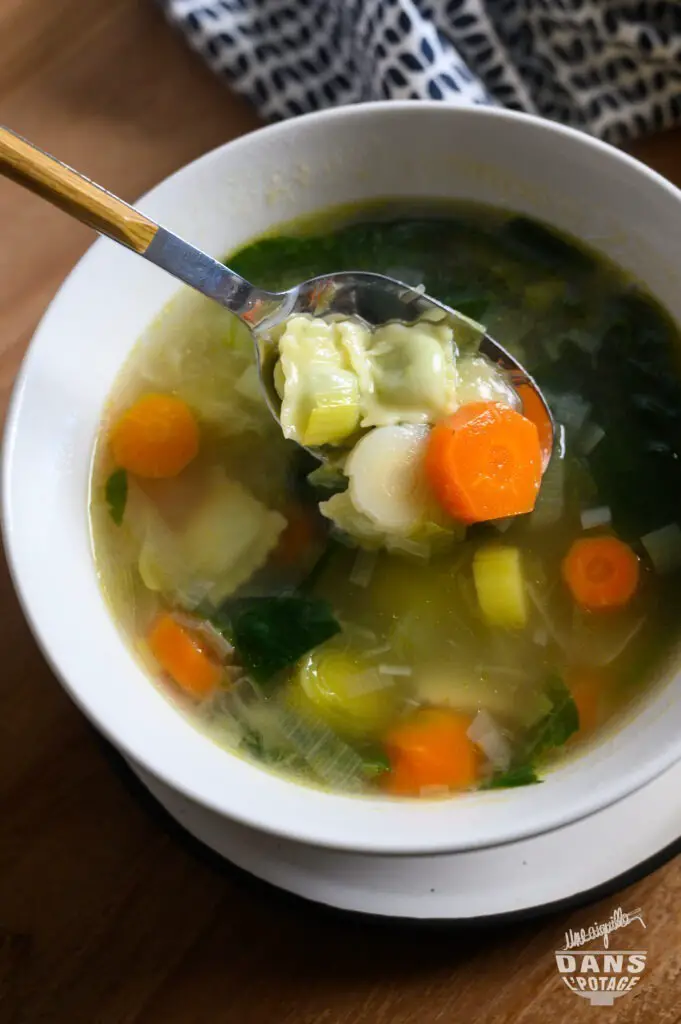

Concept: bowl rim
[[4, 99, 681, 855]]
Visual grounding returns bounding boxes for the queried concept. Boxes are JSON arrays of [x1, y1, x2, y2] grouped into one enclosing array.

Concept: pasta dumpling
[[277, 316, 361, 446], [136, 470, 286, 607], [274, 312, 495, 448]]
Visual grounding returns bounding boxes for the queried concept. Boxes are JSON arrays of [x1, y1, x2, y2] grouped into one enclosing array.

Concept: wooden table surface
[[2, 2, 681, 1021]]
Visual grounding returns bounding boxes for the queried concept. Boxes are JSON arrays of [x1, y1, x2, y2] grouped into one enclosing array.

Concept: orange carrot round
[[424, 402, 542, 525], [147, 613, 222, 699], [566, 668, 607, 737], [516, 383, 553, 472], [110, 393, 199, 479], [271, 502, 322, 567], [382, 708, 479, 796], [562, 536, 640, 610]]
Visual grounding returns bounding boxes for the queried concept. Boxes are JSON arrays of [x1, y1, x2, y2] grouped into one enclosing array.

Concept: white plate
[[129, 757, 681, 921]]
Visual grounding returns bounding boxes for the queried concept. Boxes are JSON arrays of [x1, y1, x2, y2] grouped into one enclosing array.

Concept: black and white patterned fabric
[[160, 0, 681, 143]]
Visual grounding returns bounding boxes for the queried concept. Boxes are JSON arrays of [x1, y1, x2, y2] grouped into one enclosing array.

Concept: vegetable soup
[[90, 202, 681, 798]]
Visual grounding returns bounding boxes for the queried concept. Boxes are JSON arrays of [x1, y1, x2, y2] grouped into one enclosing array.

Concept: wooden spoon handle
[[0, 126, 158, 254]]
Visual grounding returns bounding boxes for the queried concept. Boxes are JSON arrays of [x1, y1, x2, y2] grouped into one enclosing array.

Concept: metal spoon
[[0, 126, 553, 463]]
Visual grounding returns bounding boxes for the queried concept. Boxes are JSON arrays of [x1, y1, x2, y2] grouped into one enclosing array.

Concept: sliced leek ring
[[345, 424, 434, 534]]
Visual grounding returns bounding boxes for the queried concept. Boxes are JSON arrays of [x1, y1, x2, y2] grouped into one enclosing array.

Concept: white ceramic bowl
[[4, 102, 681, 855]]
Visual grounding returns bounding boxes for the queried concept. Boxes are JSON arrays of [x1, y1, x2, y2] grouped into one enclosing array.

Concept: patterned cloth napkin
[[161, 0, 681, 143]]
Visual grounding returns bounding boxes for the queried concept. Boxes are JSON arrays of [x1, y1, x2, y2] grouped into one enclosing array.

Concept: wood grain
[[1, 2, 681, 1023], [0, 126, 158, 253]]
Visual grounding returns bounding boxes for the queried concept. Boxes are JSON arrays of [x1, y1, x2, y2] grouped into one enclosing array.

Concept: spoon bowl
[[257, 270, 553, 463], [0, 125, 553, 463]]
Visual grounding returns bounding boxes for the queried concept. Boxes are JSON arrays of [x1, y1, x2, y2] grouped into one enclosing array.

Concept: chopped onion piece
[[365, 641, 393, 658], [467, 710, 512, 771], [580, 505, 612, 531], [563, 326, 603, 357], [491, 517, 513, 533], [530, 453, 565, 529], [378, 664, 413, 677], [278, 709, 366, 790], [596, 618, 645, 666], [642, 523, 681, 574], [526, 582, 571, 652], [172, 609, 234, 659], [234, 364, 263, 403], [195, 622, 234, 661], [579, 422, 605, 455], [388, 537, 431, 560], [550, 393, 591, 434], [349, 548, 378, 588]]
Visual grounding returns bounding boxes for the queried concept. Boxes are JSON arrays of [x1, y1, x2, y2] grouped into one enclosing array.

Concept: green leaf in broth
[[482, 674, 578, 791], [228, 235, 327, 291], [524, 674, 579, 762], [525, 285, 681, 542], [361, 749, 392, 778], [228, 218, 483, 294], [105, 468, 128, 526], [215, 594, 341, 685], [587, 420, 681, 541], [482, 764, 541, 789], [441, 294, 489, 323], [500, 217, 595, 274], [306, 464, 348, 497]]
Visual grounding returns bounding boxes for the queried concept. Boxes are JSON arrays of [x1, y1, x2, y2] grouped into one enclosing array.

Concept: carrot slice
[[110, 393, 199, 479], [516, 383, 553, 472], [382, 708, 479, 796], [147, 613, 222, 699], [271, 502, 322, 567], [424, 402, 542, 525], [566, 668, 607, 737], [562, 536, 640, 610]]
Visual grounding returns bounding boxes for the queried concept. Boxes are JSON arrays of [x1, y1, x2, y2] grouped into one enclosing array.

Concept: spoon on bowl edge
[[0, 125, 554, 465]]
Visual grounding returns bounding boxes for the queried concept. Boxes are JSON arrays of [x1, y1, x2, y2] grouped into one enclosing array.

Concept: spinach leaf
[[524, 674, 579, 762], [105, 468, 128, 526], [216, 594, 341, 684], [587, 425, 681, 541], [501, 217, 595, 273], [228, 235, 327, 292], [306, 464, 348, 496], [361, 749, 391, 778], [444, 294, 489, 323], [483, 764, 541, 789], [483, 675, 578, 791]]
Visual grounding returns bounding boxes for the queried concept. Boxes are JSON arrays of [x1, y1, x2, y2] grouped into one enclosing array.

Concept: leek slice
[[278, 315, 362, 446], [290, 646, 398, 737], [345, 424, 434, 534], [302, 389, 361, 446], [473, 545, 528, 629]]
